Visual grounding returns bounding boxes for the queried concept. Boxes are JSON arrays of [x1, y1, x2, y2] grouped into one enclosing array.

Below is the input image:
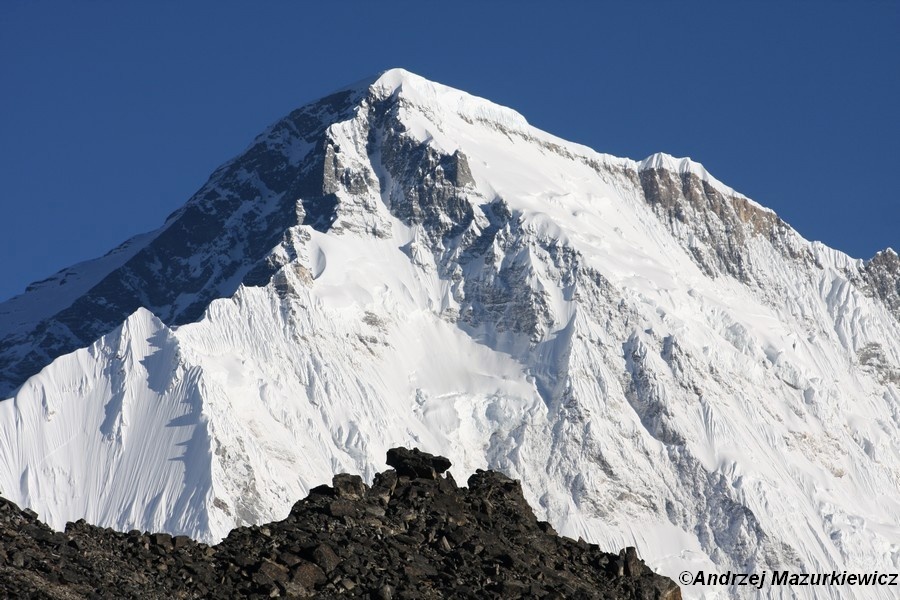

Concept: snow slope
[[2, 69, 899, 599]]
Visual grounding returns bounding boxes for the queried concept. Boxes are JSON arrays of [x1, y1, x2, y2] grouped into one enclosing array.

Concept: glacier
[[1, 68, 899, 599]]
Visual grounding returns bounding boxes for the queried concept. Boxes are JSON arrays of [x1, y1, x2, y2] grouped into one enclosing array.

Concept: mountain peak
[[360, 67, 531, 132], [368, 66, 428, 90]]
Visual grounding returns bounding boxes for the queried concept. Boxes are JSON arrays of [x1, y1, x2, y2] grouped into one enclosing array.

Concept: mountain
[[1, 68, 898, 599]]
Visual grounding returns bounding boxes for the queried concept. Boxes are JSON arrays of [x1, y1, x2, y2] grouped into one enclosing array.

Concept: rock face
[[863, 248, 900, 322], [0, 89, 367, 398], [0, 448, 679, 599]]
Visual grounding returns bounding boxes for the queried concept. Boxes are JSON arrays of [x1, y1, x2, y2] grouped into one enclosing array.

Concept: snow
[[1, 69, 899, 600], [0, 308, 213, 536], [369, 68, 531, 132]]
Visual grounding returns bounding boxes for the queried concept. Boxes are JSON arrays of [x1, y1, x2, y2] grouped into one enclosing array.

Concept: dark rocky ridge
[[0, 88, 368, 397], [0, 448, 679, 599]]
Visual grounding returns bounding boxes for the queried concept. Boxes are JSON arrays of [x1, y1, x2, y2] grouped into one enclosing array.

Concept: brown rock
[[332, 473, 367, 499], [150, 533, 173, 549], [256, 559, 290, 583], [290, 561, 326, 588], [327, 499, 358, 518], [311, 544, 341, 573], [622, 546, 644, 577]]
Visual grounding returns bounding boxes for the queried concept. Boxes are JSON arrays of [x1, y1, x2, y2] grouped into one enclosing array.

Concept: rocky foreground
[[0, 448, 680, 599]]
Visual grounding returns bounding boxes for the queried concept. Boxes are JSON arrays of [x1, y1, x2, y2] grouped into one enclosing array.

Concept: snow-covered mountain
[[1, 69, 898, 599]]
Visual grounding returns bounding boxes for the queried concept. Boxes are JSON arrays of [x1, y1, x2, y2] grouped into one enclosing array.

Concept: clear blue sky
[[1, 1, 897, 303]]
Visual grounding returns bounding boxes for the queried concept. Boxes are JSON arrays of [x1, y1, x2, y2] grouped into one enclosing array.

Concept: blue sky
[[1, 1, 897, 303]]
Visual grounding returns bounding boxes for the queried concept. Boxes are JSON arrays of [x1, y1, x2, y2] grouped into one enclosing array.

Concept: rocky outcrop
[[638, 167, 814, 283], [862, 248, 900, 322], [0, 448, 679, 599]]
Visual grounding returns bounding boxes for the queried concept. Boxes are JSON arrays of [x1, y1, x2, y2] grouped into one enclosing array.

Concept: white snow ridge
[[2, 68, 899, 599]]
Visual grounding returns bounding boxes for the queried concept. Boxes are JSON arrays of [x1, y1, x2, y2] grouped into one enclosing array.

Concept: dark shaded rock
[[386, 447, 452, 479], [0, 447, 679, 599], [311, 543, 341, 573], [371, 468, 399, 503], [256, 559, 289, 583], [328, 498, 359, 518], [537, 520, 557, 536], [278, 551, 303, 567], [150, 532, 173, 549], [332, 473, 367, 499], [291, 561, 326, 588], [307, 483, 334, 497], [621, 546, 644, 577]]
